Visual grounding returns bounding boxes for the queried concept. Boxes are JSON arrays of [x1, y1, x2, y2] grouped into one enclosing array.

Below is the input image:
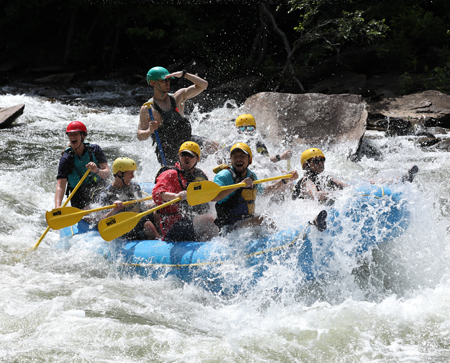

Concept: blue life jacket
[[65, 143, 100, 190], [214, 168, 257, 228]]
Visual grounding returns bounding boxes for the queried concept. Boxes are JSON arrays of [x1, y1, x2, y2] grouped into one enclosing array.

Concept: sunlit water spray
[[1, 86, 450, 361]]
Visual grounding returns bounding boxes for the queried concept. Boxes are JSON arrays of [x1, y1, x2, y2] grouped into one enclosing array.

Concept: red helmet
[[66, 121, 87, 134]]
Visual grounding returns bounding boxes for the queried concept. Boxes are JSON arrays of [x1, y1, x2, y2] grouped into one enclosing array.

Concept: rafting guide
[[137, 66, 218, 166], [54, 121, 110, 210]]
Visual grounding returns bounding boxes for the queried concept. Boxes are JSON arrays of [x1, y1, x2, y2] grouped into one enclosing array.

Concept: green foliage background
[[1, 1, 449, 93]]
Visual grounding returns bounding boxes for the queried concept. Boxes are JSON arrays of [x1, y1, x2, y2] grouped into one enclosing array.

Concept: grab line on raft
[[119, 229, 307, 269]]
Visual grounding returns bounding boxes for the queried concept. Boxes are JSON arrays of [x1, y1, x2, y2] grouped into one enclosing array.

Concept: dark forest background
[[1, 1, 450, 98]]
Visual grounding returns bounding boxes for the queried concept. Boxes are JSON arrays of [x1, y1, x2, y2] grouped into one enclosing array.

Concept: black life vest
[[151, 96, 192, 165], [292, 173, 338, 200], [214, 168, 258, 228]]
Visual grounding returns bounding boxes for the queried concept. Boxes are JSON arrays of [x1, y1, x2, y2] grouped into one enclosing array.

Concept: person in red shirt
[[152, 141, 218, 241]]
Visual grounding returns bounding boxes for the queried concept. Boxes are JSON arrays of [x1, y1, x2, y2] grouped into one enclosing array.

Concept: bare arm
[[269, 150, 293, 163], [55, 178, 67, 208], [211, 178, 253, 202], [86, 162, 110, 180], [160, 191, 186, 202], [169, 71, 208, 116], [302, 179, 330, 201], [137, 105, 162, 141], [263, 170, 299, 195]]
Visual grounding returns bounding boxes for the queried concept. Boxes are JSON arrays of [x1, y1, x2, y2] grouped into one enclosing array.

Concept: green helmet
[[146, 66, 174, 84]]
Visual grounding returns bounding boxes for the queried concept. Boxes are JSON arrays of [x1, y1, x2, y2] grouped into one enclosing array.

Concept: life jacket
[[155, 165, 209, 218], [292, 173, 338, 200], [150, 95, 192, 165], [214, 168, 258, 228], [98, 183, 142, 213], [65, 143, 101, 191]]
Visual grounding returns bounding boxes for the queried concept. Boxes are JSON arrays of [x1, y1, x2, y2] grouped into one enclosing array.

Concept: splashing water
[[1, 85, 450, 362]]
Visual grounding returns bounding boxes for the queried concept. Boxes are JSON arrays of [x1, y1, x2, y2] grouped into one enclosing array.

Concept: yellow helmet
[[113, 157, 138, 175], [235, 114, 256, 128], [300, 148, 325, 169], [179, 141, 201, 159], [230, 142, 252, 165]]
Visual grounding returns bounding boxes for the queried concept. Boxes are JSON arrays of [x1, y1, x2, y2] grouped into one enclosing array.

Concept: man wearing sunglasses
[[210, 143, 321, 233], [292, 148, 347, 202], [293, 148, 419, 202], [137, 66, 218, 165], [152, 141, 219, 241]]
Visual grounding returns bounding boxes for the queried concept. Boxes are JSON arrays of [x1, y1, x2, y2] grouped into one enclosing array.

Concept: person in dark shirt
[[292, 148, 419, 202], [96, 157, 160, 240], [55, 121, 110, 209]]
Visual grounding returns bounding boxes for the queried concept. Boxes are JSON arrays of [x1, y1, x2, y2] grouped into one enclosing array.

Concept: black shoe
[[401, 165, 419, 183], [314, 210, 327, 232]]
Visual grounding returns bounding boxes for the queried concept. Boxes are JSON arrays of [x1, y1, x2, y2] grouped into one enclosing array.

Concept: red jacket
[[152, 163, 208, 238]]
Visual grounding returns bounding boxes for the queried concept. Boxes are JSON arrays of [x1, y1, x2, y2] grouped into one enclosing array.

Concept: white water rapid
[[1, 84, 450, 362]]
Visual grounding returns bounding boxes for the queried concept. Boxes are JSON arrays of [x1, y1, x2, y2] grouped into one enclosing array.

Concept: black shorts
[[125, 214, 155, 241], [165, 217, 198, 242]]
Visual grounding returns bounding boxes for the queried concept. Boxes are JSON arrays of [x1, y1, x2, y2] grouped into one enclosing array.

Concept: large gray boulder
[[243, 92, 367, 158], [0, 104, 25, 129]]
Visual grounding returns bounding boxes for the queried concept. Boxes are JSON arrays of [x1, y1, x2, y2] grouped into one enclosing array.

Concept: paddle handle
[[63, 169, 91, 208], [210, 174, 293, 196], [33, 169, 91, 250], [253, 174, 293, 185], [143, 101, 167, 166], [70, 195, 154, 218]]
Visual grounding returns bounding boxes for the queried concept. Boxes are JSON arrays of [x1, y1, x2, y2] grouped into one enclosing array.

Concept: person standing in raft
[[210, 143, 328, 233], [292, 148, 419, 202], [137, 66, 218, 165], [152, 141, 218, 241], [95, 157, 160, 240], [55, 121, 110, 209]]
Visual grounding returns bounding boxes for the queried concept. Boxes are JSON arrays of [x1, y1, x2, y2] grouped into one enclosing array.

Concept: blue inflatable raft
[[57, 184, 410, 294]]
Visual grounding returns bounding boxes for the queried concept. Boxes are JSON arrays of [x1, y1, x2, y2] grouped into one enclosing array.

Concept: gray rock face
[[0, 104, 25, 129], [243, 92, 367, 158], [367, 90, 450, 124]]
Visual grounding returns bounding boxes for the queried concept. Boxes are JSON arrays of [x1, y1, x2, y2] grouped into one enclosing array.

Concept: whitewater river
[[1, 83, 450, 362]]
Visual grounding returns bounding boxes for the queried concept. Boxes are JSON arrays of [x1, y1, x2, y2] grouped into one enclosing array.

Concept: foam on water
[[1, 89, 450, 361]]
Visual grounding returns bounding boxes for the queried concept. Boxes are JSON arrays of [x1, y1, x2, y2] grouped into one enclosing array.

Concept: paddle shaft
[[46, 195, 153, 230], [187, 174, 293, 206], [33, 169, 91, 250], [221, 173, 293, 190], [143, 101, 167, 166], [99, 197, 182, 241]]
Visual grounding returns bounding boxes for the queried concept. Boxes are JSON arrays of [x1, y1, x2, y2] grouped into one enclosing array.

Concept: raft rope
[[361, 186, 384, 199], [120, 227, 308, 269]]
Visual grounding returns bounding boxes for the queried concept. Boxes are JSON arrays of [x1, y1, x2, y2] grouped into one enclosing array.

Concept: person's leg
[[311, 210, 327, 232], [143, 221, 160, 240], [193, 214, 219, 241], [236, 215, 276, 230], [401, 165, 419, 183]]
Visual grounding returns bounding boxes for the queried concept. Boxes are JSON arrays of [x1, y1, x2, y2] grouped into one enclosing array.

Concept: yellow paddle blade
[[98, 212, 141, 242], [46, 206, 88, 230], [186, 174, 293, 206], [45, 196, 154, 230], [187, 180, 246, 206], [98, 197, 181, 242]]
